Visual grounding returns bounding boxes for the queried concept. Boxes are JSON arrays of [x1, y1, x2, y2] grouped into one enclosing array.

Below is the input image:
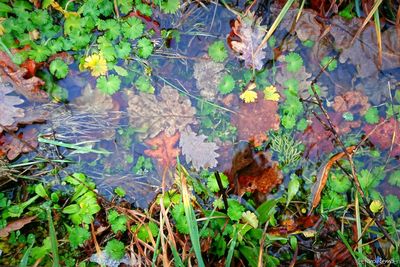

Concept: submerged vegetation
[[0, 0, 399, 266]]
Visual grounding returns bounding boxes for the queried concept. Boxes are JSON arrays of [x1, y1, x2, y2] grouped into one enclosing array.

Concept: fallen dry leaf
[[0, 51, 47, 102], [0, 128, 39, 160], [364, 117, 400, 157], [227, 12, 271, 70], [332, 91, 370, 115], [127, 85, 196, 140], [309, 146, 356, 215], [231, 91, 280, 146], [144, 131, 181, 169], [179, 128, 219, 170], [0, 216, 36, 237], [227, 141, 283, 197], [0, 81, 25, 130]]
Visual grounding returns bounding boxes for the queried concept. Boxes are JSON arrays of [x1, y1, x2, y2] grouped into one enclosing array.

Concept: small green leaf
[[137, 37, 153, 58], [364, 107, 379, 124], [208, 40, 228, 62], [342, 112, 354, 121], [241, 211, 258, 228], [161, 0, 180, 14], [63, 204, 81, 214], [320, 56, 337, 71], [35, 184, 49, 198], [114, 187, 126, 197], [227, 199, 245, 221], [105, 239, 125, 260], [113, 65, 128, 76], [388, 170, 400, 187], [67, 226, 90, 249], [286, 175, 300, 207], [285, 52, 303, 72], [97, 75, 121, 95], [134, 76, 154, 94], [49, 59, 69, 79], [385, 195, 400, 213], [207, 172, 228, 192], [218, 74, 235, 94]]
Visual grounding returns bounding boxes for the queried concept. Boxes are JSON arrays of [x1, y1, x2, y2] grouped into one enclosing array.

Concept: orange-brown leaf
[[0, 216, 36, 237], [231, 91, 280, 146], [309, 146, 356, 214], [144, 131, 180, 169]]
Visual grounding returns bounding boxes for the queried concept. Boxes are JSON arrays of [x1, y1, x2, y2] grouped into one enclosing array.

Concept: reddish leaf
[[227, 142, 282, 197], [0, 216, 36, 237], [20, 59, 43, 78], [0, 129, 39, 160], [315, 242, 356, 267], [144, 131, 180, 169], [364, 117, 400, 157], [231, 91, 280, 147], [309, 146, 356, 215], [0, 51, 47, 102], [332, 91, 370, 115]]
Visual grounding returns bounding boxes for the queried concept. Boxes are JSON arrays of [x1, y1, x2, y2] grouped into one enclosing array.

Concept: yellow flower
[[84, 53, 108, 77], [370, 200, 383, 213], [240, 90, 258, 103], [263, 85, 280, 101]]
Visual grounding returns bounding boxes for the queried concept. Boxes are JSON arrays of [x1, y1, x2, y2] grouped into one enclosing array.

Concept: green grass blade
[[169, 241, 185, 267], [46, 206, 60, 267], [180, 169, 205, 267], [19, 240, 35, 267], [225, 227, 238, 267], [257, 0, 295, 53]]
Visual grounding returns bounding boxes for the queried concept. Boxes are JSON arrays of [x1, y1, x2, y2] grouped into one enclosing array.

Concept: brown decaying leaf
[[231, 91, 280, 146], [228, 12, 270, 70], [226, 142, 282, 198], [0, 81, 25, 130], [0, 51, 47, 102], [144, 131, 181, 169], [126, 85, 196, 140], [179, 128, 219, 170], [193, 59, 225, 100], [0, 216, 36, 237], [309, 146, 356, 215], [364, 117, 400, 157], [332, 91, 370, 115]]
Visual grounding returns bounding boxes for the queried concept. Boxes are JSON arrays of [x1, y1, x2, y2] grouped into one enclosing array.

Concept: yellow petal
[[240, 90, 258, 103], [370, 200, 383, 213], [263, 85, 280, 101], [84, 54, 108, 77]]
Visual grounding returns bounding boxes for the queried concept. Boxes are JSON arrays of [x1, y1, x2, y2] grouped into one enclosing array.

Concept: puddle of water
[[6, 3, 399, 209]]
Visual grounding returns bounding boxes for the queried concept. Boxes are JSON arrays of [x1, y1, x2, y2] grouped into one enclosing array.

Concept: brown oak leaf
[[144, 131, 181, 169], [0, 51, 47, 102], [0, 81, 25, 130], [231, 91, 280, 146], [364, 117, 400, 157], [227, 141, 283, 199], [332, 91, 370, 115], [179, 128, 219, 170], [227, 12, 271, 70], [0, 128, 38, 160]]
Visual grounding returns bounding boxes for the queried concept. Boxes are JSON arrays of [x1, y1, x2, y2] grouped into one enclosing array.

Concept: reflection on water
[[27, 3, 400, 208]]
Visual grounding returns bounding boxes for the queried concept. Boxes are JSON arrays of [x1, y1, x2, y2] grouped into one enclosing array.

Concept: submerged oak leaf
[[0, 129, 38, 160], [0, 81, 24, 132], [332, 91, 370, 115], [179, 128, 219, 170], [364, 117, 400, 157], [144, 131, 180, 168], [228, 12, 269, 70], [231, 91, 280, 147], [127, 85, 196, 140], [193, 59, 225, 100]]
